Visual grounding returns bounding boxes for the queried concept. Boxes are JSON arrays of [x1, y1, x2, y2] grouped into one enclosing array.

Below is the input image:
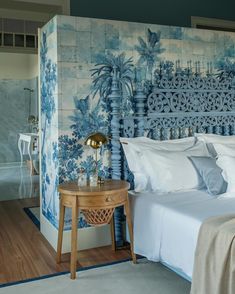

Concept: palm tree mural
[[135, 28, 165, 81], [91, 52, 134, 114], [216, 58, 235, 81], [69, 95, 108, 139]]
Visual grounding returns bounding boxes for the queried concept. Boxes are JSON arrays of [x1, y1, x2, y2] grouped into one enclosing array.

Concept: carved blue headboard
[[109, 68, 235, 182], [109, 66, 235, 245]]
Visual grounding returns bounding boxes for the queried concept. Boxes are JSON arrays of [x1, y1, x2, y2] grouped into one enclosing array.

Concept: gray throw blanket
[[191, 214, 235, 294]]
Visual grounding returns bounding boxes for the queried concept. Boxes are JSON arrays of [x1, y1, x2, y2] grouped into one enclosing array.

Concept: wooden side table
[[56, 179, 136, 279]]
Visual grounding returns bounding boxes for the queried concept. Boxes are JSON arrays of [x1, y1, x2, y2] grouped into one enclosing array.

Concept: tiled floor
[[0, 163, 39, 201]]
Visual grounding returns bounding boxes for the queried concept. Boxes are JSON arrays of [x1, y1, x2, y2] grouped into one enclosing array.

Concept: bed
[[108, 68, 235, 281], [129, 190, 235, 280]]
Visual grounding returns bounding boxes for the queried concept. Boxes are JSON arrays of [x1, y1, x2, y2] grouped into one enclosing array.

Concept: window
[[0, 18, 44, 52], [15, 34, 25, 47], [3, 33, 13, 46], [26, 35, 35, 48]]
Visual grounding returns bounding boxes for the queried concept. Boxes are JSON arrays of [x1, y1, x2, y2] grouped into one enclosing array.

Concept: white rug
[[0, 260, 191, 294]]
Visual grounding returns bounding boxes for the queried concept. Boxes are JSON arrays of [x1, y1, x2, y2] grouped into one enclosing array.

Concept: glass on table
[[77, 168, 87, 187], [89, 170, 98, 187]]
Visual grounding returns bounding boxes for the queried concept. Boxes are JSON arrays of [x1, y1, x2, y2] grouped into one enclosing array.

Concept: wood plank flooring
[[0, 198, 130, 285]]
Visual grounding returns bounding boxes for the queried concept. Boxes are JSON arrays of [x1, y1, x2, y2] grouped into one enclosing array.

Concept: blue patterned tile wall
[[40, 17, 59, 228], [40, 15, 235, 232], [0, 77, 38, 164]]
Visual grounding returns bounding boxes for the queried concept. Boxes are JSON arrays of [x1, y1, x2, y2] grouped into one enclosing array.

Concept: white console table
[[18, 133, 39, 174]]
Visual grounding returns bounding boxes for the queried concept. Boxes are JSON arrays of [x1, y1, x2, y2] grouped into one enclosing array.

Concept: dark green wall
[[70, 0, 235, 27]]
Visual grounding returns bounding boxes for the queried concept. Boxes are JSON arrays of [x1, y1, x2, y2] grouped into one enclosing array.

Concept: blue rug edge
[[0, 258, 134, 288], [23, 206, 40, 230]]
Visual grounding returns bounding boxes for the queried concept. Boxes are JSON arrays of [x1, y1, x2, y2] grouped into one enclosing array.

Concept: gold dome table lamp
[[84, 132, 108, 185]]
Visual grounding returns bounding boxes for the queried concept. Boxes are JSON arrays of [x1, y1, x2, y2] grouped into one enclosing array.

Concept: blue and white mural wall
[[40, 15, 235, 230], [40, 17, 59, 228]]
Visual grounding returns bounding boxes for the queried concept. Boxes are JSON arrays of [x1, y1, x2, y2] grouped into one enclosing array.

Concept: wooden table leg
[[110, 214, 116, 251], [56, 195, 65, 264], [125, 197, 137, 264], [70, 197, 78, 279]]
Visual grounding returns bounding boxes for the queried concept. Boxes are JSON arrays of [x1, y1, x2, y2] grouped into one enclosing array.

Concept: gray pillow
[[189, 156, 227, 196]]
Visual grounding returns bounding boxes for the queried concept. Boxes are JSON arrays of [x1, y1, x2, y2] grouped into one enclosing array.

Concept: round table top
[[58, 179, 130, 196]]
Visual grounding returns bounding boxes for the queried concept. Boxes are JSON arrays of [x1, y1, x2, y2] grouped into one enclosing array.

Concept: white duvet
[[129, 190, 235, 279]]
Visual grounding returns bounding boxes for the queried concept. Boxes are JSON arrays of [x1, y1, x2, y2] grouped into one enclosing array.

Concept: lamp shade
[[84, 132, 108, 149]]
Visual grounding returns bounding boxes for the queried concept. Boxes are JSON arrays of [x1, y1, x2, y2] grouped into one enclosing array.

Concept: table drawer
[[78, 191, 127, 208]]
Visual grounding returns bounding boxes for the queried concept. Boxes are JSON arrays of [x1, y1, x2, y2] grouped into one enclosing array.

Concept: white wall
[[28, 54, 38, 78], [0, 52, 38, 79]]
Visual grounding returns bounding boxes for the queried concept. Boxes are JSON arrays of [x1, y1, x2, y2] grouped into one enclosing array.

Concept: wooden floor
[[0, 198, 130, 285]]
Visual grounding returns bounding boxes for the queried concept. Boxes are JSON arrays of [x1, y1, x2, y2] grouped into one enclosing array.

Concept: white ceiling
[[0, 0, 70, 22]]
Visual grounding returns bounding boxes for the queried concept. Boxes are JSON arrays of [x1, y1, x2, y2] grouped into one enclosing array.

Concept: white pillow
[[213, 143, 235, 157], [195, 133, 235, 157], [120, 136, 196, 172], [132, 172, 149, 192], [121, 136, 195, 152], [216, 155, 235, 194], [120, 136, 196, 192], [195, 133, 235, 144], [121, 142, 150, 192], [140, 141, 209, 192]]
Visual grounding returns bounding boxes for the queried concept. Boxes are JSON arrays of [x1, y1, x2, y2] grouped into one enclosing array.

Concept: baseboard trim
[[40, 213, 112, 253]]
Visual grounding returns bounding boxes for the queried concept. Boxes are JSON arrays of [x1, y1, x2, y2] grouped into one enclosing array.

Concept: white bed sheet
[[129, 190, 235, 279]]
